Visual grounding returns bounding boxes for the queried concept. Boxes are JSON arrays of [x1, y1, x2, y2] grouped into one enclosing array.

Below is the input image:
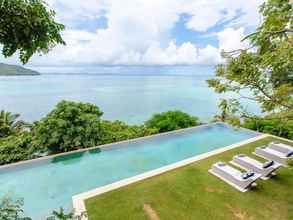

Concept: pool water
[[0, 123, 259, 219]]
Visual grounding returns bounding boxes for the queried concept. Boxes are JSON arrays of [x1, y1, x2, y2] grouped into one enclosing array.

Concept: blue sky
[[0, 0, 264, 67]]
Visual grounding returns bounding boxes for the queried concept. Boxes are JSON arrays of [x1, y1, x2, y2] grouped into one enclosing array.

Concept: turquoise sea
[[0, 65, 259, 124]]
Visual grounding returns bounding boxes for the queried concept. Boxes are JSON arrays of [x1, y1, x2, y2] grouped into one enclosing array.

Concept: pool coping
[[0, 122, 255, 171], [72, 133, 270, 219]]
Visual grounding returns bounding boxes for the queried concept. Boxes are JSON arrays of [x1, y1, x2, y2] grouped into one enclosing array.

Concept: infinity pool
[[0, 123, 259, 219]]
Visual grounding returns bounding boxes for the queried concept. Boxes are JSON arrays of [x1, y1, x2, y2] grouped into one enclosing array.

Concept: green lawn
[[86, 137, 293, 220]]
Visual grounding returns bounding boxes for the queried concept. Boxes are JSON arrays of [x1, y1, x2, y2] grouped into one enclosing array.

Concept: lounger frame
[[254, 147, 289, 167], [209, 164, 261, 192], [230, 159, 281, 180]]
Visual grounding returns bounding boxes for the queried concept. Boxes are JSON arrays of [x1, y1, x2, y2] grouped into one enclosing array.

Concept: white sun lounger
[[255, 146, 292, 166], [268, 142, 293, 154], [231, 154, 282, 180], [209, 162, 261, 192]]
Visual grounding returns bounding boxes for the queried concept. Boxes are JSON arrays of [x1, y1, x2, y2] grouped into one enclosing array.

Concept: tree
[[145, 111, 200, 133], [243, 115, 293, 139], [47, 208, 86, 220], [100, 120, 157, 144], [207, 0, 293, 126], [0, 110, 27, 138], [33, 101, 104, 152], [0, 0, 65, 64], [0, 132, 34, 165], [0, 195, 31, 220]]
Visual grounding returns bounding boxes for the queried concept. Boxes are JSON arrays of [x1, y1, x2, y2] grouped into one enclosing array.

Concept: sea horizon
[[0, 65, 259, 124]]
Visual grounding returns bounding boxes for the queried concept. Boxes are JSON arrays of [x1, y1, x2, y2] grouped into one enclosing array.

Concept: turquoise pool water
[[0, 123, 259, 219]]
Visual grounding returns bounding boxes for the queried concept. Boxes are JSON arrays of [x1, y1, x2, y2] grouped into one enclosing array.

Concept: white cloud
[[217, 27, 248, 52], [0, 0, 264, 67], [184, 0, 264, 32]]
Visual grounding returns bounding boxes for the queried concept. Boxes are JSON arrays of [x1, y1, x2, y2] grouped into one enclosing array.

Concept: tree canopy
[[0, 0, 65, 64], [207, 0, 293, 125], [33, 101, 104, 152], [145, 110, 200, 133]]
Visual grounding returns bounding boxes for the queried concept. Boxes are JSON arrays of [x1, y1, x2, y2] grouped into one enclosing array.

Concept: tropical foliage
[[0, 132, 34, 165], [47, 208, 86, 220], [0, 110, 27, 138], [145, 110, 200, 132], [33, 101, 104, 153], [0, 0, 65, 63], [101, 120, 157, 144], [0, 196, 31, 220], [0, 195, 86, 220], [0, 102, 200, 165], [243, 114, 293, 140], [207, 0, 293, 127]]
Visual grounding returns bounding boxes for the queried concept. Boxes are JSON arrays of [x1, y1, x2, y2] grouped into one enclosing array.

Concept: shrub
[[100, 120, 157, 144], [243, 117, 293, 140], [145, 111, 200, 133], [0, 132, 33, 165], [33, 101, 104, 153]]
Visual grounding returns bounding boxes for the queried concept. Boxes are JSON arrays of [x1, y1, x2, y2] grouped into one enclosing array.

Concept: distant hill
[[0, 63, 40, 76]]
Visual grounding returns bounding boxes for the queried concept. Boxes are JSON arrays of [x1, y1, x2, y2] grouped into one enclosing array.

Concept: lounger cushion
[[241, 172, 254, 179], [286, 151, 293, 157], [218, 162, 226, 167], [262, 160, 274, 168]]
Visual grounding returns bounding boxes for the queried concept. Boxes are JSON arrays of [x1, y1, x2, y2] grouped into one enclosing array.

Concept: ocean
[[0, 65, 259, 124]]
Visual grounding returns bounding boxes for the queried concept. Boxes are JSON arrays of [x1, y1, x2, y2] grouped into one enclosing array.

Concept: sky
[[1, 0, 264, 67]]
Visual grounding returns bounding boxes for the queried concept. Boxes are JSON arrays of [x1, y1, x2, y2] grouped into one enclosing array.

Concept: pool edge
[[72, 133, 270, 219]]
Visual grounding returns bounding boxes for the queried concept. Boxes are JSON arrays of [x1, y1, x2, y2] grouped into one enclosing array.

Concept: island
[[0, 63, 41, 76]]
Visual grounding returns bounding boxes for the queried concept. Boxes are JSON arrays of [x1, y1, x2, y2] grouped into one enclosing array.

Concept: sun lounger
[[209, 162, 261, 192], [255, 146, 292, 166], [268, 142, 293, 155], [231, 154, 282, 180]]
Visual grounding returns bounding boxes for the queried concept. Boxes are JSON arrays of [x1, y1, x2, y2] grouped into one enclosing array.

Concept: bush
[[145, 111, 200, 133], [0, 132, 33, 165], [100, 120, 157, 144], [33, 101, 104, 153], [243, 117, 293, 140]]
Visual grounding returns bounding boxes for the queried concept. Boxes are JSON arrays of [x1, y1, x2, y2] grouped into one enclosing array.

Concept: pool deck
[[72, 133, 270, 219]]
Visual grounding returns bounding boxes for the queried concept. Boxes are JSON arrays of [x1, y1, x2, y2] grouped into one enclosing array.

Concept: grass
[[85, 137, 293, 220]]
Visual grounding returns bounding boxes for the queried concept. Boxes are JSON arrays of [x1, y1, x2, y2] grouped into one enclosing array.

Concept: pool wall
[[72, 132, 268, 219]]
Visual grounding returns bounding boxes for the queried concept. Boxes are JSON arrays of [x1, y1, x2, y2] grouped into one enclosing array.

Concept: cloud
[[217, 27, 248, 52], [0, 0, 264, 67], [184, 0, 264, 32]]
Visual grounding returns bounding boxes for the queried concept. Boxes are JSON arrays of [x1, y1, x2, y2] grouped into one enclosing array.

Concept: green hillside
[[0, 63, 40, 76]]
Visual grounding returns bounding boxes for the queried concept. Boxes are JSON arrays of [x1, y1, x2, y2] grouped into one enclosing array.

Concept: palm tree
[[47, 208, 87, 220], [0, 110, 27, 138], [213, 99, 230, 122]]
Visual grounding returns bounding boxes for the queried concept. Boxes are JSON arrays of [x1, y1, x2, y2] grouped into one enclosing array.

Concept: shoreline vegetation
[[0, 100, 292, 167], [0, 101, 200, 166], [0, 63, 40, 76]]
